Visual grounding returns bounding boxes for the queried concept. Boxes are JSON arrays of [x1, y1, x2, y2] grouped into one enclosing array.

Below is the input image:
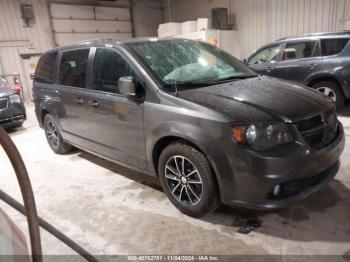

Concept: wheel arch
[[147, 123, 228, 201], [41, 109, 50, 125], [151, 135, 223, 202], [305, 73, 349, 99], [152, 136, 206, 176]]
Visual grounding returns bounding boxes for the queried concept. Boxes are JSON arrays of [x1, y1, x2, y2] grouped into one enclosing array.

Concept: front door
[[247, 43, 283, 76], [84, 47, 146, 169]]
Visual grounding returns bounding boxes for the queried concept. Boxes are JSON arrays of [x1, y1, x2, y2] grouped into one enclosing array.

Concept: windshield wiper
[[206, 75, 257, 84], [163, 80, 213, 89], [163, 75, 258, 91]]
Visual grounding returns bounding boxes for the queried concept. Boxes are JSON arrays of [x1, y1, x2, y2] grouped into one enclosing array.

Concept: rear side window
[[282, 41, 316, 60], [59, 49, 90, 88], [93, 48, 136, 94], [321, 38, 349, 56], [35, 52, 57, 84]]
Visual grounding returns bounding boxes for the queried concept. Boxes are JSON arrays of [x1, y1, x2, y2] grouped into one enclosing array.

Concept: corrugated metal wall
[[132, 0, 164, 37], [233, 0, 350, 58], [0, 0, 163, 100], [163, 0, 350, 58], [0, 0, 53, 100], [162, 0, 233, 22]]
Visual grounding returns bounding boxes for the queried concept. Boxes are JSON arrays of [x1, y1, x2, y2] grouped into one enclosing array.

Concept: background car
[[245, 31, 350, 109], [0, 77, 26, 129], [1, 76, 22, 94]]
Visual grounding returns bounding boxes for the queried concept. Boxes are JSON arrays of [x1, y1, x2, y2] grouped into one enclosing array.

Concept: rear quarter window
[[321, 38, 349, 56], [35, 52, 58, 84]]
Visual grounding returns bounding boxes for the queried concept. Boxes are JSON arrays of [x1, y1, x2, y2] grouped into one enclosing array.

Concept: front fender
[[146, 121, 226, 164]]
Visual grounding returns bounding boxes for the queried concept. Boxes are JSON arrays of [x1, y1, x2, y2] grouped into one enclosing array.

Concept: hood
[[0, 86, 15, 98], [178, 76, 334, 123]]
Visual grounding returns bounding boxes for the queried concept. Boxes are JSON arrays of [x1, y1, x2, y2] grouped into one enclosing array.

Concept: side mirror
[[242, 58, 247, 64], [118, 76, 136, 96]]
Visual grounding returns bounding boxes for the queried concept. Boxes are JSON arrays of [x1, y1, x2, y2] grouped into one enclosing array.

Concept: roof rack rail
[[275, 30, 350, 42]]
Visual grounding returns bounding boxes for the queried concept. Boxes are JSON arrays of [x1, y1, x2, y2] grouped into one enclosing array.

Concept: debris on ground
[[233, 216, 262, 234]]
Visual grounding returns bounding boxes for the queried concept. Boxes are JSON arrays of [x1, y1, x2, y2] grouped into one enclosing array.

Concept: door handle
[[267, 66, 274, 72], [75, 97, 84, 104], [87, 100, 99, 107]]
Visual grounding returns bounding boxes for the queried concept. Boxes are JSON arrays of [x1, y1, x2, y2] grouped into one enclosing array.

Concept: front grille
[[267, 161, 339, 200], [0, 114, 25, 125], [295, 110, 339, 151], [0, 98, 8, 109]]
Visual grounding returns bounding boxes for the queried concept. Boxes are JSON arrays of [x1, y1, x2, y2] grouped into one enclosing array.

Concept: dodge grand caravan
[[33, 38, 344, 217]]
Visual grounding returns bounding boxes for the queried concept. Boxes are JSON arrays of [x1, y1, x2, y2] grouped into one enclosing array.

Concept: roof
[[42, 37, 197, 55], [61, 37, 191, 48], [276, 30, 350, 42]]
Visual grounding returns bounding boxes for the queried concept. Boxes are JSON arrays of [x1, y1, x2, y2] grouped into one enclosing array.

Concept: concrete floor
[[0, 103, 350, 259]]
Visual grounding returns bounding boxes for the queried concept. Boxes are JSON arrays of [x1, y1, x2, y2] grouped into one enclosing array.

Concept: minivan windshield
[[127, 40, 257, 90]]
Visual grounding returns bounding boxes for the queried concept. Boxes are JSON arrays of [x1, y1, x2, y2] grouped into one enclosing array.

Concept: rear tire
[[312, 81, 345, 109], [43, 114, 72, 154], [158, 142, 219, 218]]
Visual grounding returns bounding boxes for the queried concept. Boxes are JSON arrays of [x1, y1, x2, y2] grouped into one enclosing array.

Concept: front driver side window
[[93, 48, 136, 94], [248, 44, 282, 65]]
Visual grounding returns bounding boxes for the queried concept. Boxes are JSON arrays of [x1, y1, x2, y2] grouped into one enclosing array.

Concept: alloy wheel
[[46, 120, 59, 149], [316, 86, 336, 102], [164, 155, 203, 206]]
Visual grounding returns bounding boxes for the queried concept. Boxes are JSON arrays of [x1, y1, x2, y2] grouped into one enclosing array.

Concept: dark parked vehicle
[[246, 31, 350, 109], [0, 76, 26, 129], [33, 39, 344, 217]]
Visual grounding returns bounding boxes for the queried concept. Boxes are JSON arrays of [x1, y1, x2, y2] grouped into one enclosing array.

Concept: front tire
[[158, 142, 219, 217], [313, 81, 345, 109], [43, 114, 72, 154]]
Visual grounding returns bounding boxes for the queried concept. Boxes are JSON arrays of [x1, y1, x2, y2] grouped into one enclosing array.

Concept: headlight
[[232, 123, 293, 150], [9, 94, 21, 104]]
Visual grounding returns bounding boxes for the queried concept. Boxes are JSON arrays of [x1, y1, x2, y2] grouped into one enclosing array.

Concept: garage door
[[50, 3, 133, 46]]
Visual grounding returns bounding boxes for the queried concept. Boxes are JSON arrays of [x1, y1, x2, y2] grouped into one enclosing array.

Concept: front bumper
[[0, 102, 26, 129], [218, 122, 345, 210]]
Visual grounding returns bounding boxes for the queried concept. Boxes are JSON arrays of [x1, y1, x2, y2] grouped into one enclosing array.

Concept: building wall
[[133, 0, 164, 37], [0, 0, 163, 100], [162, 0, 234, 22], [0, 0, 54, 100], [163, 0, 350, 58], [233, 0, 350, 58]]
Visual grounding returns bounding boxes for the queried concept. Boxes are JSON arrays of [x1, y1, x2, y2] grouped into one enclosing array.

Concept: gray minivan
[[246, 31, 350, 109], [33, 38, 344, 217]]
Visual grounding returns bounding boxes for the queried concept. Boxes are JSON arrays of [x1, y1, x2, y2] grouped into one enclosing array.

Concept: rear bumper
[[217, 122, 345, 210], [0, 103, 26, 128]]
